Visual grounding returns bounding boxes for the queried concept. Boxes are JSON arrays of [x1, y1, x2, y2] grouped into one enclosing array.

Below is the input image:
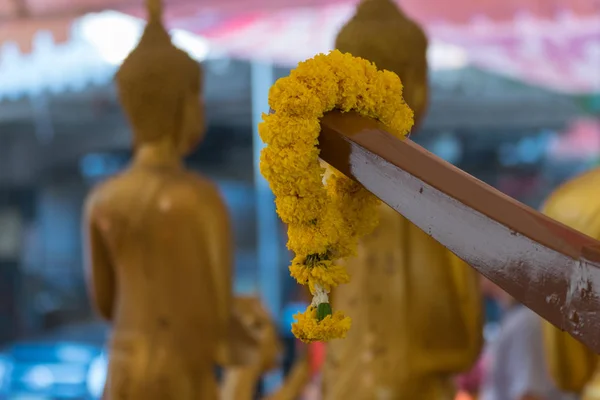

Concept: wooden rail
[[319, 110, 600, 353]]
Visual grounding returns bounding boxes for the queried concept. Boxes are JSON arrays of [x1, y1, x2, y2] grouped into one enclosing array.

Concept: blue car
[[0, 322, 109, 400]]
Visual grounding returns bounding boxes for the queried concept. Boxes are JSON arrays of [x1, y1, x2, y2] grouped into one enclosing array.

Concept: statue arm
[[542, 320, 597, 392], [405, 223, 484, 375], [417, 251, 484, 374], [426, 252, 483, 373], [202, 185, 234, 365], [83, 199, 116, 321], [447, 252, 485, 371]]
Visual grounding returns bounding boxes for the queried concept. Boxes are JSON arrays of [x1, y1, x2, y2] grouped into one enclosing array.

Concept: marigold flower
[[259, 50, 413, 342], [291, 306, 352, 343]]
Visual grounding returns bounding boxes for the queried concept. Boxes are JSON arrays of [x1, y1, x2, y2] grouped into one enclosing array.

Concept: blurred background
[[0, 0, 598, 398]]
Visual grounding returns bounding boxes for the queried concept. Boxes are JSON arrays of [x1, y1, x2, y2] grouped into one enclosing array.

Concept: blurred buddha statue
[[222, 296, 311, 400], [222, 296, 280, 400], [541, 168, 600, 400], [323, 1, 483, 399], [82, 0, 233, 398]]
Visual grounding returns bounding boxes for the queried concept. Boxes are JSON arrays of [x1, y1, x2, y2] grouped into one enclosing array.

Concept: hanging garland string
[[259, 50, 414, 342]]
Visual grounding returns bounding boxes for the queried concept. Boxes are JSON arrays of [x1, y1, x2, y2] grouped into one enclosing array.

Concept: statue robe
[[323, 204, 483, 400]]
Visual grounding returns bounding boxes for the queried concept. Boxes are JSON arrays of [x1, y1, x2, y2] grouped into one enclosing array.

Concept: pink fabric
[[184, 4, 600, 94], [4, 0, 599, 94], [456, 354, 487, 394], [430, 12, 600, 94], [5, 0, 597, 25], [548, 118, 600, 160]]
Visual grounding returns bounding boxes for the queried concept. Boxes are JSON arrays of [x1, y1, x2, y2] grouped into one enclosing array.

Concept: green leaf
[[316, 302, 333, 321]]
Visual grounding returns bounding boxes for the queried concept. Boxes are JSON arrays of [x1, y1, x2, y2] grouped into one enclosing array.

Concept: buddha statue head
[[335, 0, 429, 129], [116, 0, 205, 156]]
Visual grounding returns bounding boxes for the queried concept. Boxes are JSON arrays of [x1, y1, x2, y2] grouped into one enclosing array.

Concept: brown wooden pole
[[318, 110, 600, 353]]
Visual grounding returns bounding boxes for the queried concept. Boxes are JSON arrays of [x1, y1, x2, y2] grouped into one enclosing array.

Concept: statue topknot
[[116, 0, 203, 145]]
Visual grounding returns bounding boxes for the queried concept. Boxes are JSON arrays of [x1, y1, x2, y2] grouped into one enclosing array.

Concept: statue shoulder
[[83, 176, 121, 222], [178, 171, 219, 199], [83, 171, 227, 225], [542, 167, 600, 236], [176, 172, 228, 216]]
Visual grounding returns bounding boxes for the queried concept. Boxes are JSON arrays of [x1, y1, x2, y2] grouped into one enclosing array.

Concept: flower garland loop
[[259, 50, 414, 342]]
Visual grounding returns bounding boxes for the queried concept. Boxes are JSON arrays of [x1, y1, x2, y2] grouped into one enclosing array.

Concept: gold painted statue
[[541, 168, 600, 400], [221, 296, 311, 400], [323, 1, 483, 398], [222, 297, 279, 400], [83, 1, 233, 398]]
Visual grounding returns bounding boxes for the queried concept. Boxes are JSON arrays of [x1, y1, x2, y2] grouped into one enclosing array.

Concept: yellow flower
[[286, 208, 341, 256], [274, 194, 327, 225], [260, 146, 323, 197], [258, 113, 320, 148], [289, 258, 350, 292], [291, 306, 352, 343], [327, 170, 381, 238], [259, 49, 413, 342], [269, 77, 324, 119], [290, 56, 339, 111]]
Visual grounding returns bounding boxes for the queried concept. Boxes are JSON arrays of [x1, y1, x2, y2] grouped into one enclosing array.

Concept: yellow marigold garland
[[259, 50, 414, 342]]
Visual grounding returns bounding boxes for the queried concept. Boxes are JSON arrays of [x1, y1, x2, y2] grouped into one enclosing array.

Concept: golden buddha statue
[[541, 168, 600, 399], [323, 1, 483, 398], [221, 296, 311, 400], [221, 296, 281, 400], [82, 1, 233, 398]]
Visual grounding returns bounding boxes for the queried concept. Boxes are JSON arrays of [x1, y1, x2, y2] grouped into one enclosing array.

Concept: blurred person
[[479, 278, 576, 400]]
